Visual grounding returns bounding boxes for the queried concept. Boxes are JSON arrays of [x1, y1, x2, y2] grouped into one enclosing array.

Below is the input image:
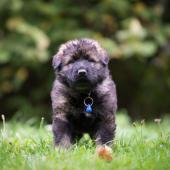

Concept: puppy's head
[[52, 38, 109, 91]]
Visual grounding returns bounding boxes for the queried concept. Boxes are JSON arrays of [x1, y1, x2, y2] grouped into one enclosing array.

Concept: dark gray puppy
[[51, 38, 117, 148]]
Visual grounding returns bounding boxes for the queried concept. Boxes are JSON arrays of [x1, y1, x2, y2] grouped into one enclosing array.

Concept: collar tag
[[84, 94, 93, 113], [85, 104, 92, 113]]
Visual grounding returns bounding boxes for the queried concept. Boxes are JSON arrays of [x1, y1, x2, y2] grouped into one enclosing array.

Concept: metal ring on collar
[[84, 97, 93, 106]]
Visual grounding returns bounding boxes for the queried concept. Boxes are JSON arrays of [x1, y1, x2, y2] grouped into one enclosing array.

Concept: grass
[[0, 113, 170, 170]]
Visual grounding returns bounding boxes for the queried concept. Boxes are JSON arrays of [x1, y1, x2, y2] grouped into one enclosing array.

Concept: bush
[[0, 0, 170, 120]]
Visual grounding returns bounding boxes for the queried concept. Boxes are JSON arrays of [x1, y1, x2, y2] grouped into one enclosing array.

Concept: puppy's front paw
[[96, 145, 113, 161]]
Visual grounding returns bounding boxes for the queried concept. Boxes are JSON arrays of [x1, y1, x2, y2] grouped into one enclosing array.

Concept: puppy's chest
[[66, 95, 103, 131], [67, 100, 97, 131]]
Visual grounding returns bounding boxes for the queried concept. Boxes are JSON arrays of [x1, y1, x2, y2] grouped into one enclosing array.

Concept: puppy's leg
[[52, 115, 73, 148], [93, 120, 116, 161], [94, 121, 116, 146]]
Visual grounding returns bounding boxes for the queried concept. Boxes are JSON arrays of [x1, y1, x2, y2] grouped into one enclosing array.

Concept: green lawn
[[0, 113, 170, 170]]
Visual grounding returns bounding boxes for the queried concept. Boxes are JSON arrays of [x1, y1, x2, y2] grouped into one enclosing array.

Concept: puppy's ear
[[52, 54, 62, 71], [101, 52, 109, 66]]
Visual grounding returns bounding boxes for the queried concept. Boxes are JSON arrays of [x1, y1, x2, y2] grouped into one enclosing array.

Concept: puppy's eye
[[67, 59, 75, 64], [88, 58, 95, 62], [67, 55, 78, 64], [84, 55, 95, 62]]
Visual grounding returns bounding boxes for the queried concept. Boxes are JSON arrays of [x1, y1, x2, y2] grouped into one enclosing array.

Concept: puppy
[[51, 38, 117, 148]]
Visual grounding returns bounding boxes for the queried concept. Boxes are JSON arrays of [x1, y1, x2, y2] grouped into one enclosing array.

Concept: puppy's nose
[[78, 69, 87, 76]]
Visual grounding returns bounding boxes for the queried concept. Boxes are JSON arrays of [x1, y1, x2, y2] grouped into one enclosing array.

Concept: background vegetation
[[0, 0, 170, 121], [0, 1, 170, 170]]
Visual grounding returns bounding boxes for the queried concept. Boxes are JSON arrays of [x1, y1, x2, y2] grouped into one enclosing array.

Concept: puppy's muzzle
[[78, 69, 87, 77]]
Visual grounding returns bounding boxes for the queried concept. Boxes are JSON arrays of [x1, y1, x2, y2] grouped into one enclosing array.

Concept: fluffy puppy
[[51, 38, 117, 148]]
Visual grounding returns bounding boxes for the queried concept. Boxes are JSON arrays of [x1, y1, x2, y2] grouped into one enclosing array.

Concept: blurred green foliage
[[0, 0, 170, 120]]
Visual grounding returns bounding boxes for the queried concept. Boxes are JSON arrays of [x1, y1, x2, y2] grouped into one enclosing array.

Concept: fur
[[51, 38, 117, 148]]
